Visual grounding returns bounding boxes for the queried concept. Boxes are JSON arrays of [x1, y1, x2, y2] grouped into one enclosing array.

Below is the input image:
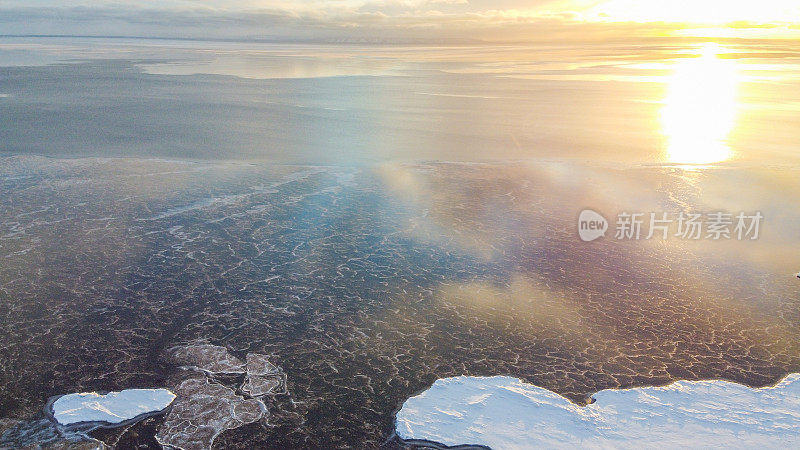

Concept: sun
[[660, 43, 741, 165]]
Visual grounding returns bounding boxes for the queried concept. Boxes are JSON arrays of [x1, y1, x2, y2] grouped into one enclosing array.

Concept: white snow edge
[[396, 374, 800, 449], [51, 388, 176, 426]]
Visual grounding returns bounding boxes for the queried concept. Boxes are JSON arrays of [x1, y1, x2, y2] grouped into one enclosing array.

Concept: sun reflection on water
[[661, 43, 741, 165]]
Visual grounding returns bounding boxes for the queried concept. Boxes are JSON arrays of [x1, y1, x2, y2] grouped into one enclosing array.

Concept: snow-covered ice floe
[[396, 374, 800, 449], [50, 389, 176, 427]]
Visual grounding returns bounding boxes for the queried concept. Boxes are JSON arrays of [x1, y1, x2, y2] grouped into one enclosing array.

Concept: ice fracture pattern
[[1, 156, 799, 448]]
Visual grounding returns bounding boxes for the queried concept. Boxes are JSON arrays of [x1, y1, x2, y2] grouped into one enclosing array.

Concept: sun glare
[[587, 0, 800, 25], [660, 43, 740, 165]]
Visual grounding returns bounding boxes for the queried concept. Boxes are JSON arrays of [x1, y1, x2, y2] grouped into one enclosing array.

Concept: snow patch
[[51, 389, 175, 426], [396, 374, 800, 449]]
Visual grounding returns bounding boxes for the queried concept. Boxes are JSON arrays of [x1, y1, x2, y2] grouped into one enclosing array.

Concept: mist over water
[[2, 37, 800, 166]]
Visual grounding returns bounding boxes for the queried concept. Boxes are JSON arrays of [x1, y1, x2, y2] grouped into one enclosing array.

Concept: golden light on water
[[660, 44, 740, 165]]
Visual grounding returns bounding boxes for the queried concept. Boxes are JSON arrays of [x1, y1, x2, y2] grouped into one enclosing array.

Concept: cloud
[[0, 1, 797, 42]]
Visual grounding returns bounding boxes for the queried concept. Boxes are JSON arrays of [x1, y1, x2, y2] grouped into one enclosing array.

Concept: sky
[[1, 0, 799, 42]]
